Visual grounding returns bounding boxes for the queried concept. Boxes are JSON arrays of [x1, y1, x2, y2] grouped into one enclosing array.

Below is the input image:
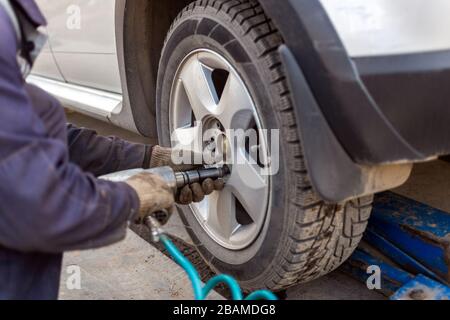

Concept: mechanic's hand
[[125, 172, 175, 223], [149, 146, 226, 205], [177, 179, 226, 205], [149, 146, 202, 172]]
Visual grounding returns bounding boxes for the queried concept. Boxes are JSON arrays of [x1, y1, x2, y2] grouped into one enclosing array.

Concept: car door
[[36, 0, 121, 93], [30, 23, 65, 81]]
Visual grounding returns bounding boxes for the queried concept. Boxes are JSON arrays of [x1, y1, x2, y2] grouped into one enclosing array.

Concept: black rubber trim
[[355, 50, 450, 157], [259, 0, 422, 165]]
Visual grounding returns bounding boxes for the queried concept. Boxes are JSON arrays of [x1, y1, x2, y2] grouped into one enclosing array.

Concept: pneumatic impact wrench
[[101, 166, 230, 241], [101, 166, 278, 300]]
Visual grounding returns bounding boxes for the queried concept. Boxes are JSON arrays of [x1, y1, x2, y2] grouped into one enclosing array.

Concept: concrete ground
[[59, 231, 221, 300], [61, 111, 450, 300]]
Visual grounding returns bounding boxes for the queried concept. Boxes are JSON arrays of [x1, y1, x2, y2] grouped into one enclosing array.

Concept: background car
[[30, 0, 450, 292]]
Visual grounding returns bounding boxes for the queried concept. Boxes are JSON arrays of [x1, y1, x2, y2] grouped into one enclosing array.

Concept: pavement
[[61, 111, 450, 300], [59, 230, 222, 300]]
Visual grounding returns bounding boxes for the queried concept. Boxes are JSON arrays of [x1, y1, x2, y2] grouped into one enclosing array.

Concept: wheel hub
[[202, 116, 231, 165]]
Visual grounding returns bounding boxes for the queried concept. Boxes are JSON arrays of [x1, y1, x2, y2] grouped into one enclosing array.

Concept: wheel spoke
[[179, 55, 219, 122], [217, 73, 255, 130], [227, 148, 268, 223], [206, 190, 240, 240]]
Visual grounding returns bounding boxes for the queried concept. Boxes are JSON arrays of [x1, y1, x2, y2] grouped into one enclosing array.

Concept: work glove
[[150, 146, 226, 204], [124, 171, 225, 222], [149, 145, 202, 172], [125, 172, 175, 223], [177, 179, 225, 205]]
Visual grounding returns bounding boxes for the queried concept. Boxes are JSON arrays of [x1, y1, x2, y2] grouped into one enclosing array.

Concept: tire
[[156, 0, 374, 291]]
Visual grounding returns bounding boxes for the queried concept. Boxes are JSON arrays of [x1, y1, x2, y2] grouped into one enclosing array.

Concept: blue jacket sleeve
[[0, 12, 140, 253], [67, 124, 153, 177]]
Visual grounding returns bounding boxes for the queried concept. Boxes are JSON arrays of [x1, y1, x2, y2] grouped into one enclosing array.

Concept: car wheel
[[156, 0, 374, 291]]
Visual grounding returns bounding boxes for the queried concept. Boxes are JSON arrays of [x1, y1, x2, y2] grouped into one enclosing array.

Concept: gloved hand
[[124, 170, 226, 222], [177, 179, 225, 205], [125, 172, 175, 222], [149, 146, 201, 172], [150, 146, 226, 204]]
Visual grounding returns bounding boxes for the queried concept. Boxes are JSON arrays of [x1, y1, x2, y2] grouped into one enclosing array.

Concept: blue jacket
[[0, 0, 149, 299]]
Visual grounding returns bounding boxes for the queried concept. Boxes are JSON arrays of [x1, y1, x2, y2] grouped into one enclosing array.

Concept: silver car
[[30, 0, 450, 291]]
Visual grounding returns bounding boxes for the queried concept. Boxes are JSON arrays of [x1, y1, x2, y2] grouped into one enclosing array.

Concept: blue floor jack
[[343, 191, 450, 300]]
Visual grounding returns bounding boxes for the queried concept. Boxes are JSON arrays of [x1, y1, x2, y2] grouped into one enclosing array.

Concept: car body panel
[[320, 0, 450, 57], [261, 0, 450, 161], [52, 53, 122, 93], [30, 25, 65, 81], [37, 0, 117, 54], [32, 51, 64, 81], [35, 0, 120, 92]]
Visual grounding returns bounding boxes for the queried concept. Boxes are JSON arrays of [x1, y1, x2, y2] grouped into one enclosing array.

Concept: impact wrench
[[101, 166, 278, 301]]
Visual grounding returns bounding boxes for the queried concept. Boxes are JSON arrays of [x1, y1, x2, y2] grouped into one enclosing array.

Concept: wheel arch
[[114, 0, 193, 137]]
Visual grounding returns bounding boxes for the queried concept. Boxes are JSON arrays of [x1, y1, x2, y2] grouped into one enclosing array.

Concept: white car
[[31, 0, 450, 291]]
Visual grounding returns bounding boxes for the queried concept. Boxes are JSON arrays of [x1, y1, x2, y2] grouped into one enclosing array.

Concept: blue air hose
[[160, 235, 278, 301]]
